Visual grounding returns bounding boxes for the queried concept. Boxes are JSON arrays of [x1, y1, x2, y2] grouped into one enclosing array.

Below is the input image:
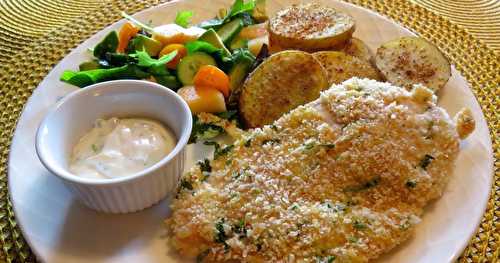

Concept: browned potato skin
[[375, 37, 451, 93], [239, 50, 328, 128], [268, 4, 355, 51], [341, 37, 374, 63], [313, 51, 382, 85]]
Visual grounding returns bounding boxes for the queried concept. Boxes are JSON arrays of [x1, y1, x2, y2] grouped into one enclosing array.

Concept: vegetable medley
[[60, 0, 269, 141]]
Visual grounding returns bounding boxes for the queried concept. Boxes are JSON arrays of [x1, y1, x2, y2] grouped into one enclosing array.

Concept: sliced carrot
[[117, 22, 140, 53], [159, 44, 188, 69], [193, 65, 230, 98], [177, 86, 226, 113]]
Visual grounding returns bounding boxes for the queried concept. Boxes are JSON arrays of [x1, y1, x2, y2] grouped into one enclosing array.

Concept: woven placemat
[[0, 0, 498, 262]]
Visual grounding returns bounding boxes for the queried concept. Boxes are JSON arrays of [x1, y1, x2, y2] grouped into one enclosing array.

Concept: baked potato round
[[239, 50, 328, 128]]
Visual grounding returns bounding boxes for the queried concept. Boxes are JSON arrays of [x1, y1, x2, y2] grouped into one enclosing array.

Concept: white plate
[[8, 0, 493, 262]]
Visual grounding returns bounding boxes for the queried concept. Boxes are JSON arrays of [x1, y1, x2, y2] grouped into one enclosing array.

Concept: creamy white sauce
[[69, 118, 176, 179]]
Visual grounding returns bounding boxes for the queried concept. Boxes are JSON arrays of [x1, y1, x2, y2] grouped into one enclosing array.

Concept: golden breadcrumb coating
[[167, 78, 472, 262]]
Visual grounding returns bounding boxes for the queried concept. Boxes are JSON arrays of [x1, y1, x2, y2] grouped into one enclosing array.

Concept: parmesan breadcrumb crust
[[167, 78, 471, 262]]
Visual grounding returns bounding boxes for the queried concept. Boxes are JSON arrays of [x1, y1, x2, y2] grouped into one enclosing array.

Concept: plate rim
[[8, 0, 494, 262]]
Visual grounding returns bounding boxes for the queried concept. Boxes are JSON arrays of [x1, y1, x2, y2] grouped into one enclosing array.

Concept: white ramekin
[[35, 80, 192, 213]]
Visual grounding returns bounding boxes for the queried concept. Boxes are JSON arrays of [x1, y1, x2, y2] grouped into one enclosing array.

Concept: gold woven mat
[[0, 0, 498, 262]]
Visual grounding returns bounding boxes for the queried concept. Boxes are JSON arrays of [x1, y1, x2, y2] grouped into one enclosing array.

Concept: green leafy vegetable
[[60, 65, 149, 88], [216, 110, 237, 119], [146, 62, 181, 90], [234, 11, 255, 26], [185, 40, 221, 54], [93, 31, 119, 59], [198, 19, 225, 30], [175, 10, 194, 28], [104, 52, 136, 67], [198, 0, 256, 30], [228, 0, 256, 18], [132, 49, 178, 67]]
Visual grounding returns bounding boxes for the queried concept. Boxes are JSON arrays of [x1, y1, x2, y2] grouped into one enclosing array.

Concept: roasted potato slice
[[375, 37, 451, 92], [341, 37, 374, 63], [239, 50, 328, 128], [313, 51, 382, 85], [268, 3, 355, 51]]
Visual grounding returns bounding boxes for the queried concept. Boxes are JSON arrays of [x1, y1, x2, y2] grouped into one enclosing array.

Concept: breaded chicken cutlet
[[167, 78, 474, 262]]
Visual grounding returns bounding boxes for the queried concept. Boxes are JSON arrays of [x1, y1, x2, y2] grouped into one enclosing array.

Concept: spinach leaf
[[60, 64, 149, 88], [175, 11, 194, 28], [93, 31, 119, 59], [155, 75, 181, 90], [198, 0, 255, 30], [198, 19, 225, 30], [215, 110, 239, 121], [185, 40, 221, 54], [104, 52, 135, 67], [233, 11, 255, 26], [132, 49, 178, 67], [220, 47, 255, 72], [228, 0, 256, 18]]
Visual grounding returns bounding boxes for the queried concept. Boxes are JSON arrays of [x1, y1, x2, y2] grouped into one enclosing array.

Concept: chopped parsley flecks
[[353, 220, 367, 230], [303, 141, 316, 151], [204, 141, 234, 159], [344, 176, 381, 192], [320, 143, 336, 149], [419, 154, 434, 170], [256, 241, 263, 251], [348, 236, 359, 243], [196, 250, 209, 263], [197, 158, 211, 181], [262, 138, 280, 145], [270, 124, 278, 131], [179, 179, 193, 191], [316, 255, 336, 263], [233, 219, 247, 237], [91, 144, 99, 153], [244, 138, 252, 147], [214, 218, 228, 244], [406, 179, 417, 188], [198, 158, 211, 173], [217, 145, 234, 158], [399, 221, 411, 231], [232, 171, 241, 179]]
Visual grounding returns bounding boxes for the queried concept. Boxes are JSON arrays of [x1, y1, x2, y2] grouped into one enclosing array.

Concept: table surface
[[0, 0, 498, 262]]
